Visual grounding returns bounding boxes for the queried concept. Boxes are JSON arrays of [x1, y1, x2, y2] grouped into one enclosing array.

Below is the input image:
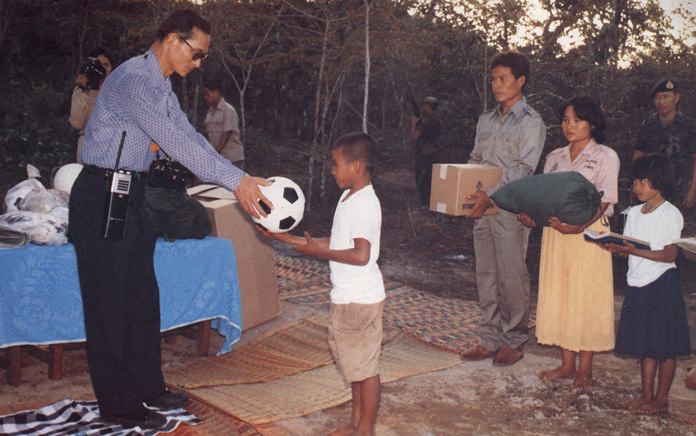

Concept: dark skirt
[[615, 268, 691, 360]]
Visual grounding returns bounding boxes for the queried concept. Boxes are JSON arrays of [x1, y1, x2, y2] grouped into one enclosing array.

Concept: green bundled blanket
[[490, 171, 601, 225]]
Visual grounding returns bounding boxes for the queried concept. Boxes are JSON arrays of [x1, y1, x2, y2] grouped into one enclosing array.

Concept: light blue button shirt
[[469, 97, 547, 194], [82, 49, 244, 191]]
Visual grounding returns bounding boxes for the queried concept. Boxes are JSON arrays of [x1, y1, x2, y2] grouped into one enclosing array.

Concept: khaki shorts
[[328, 301, 385, 384]]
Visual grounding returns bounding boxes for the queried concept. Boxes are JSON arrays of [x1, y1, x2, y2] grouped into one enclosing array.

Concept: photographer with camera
[[68, 48, 114, 163], [69, 10, 271, 430]]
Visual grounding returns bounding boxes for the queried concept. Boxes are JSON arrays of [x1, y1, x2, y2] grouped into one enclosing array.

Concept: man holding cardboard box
[[461, 50, 546, 366]]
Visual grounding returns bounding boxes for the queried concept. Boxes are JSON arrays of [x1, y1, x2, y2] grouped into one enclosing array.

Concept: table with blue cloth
[[0, 236, 242, 385]]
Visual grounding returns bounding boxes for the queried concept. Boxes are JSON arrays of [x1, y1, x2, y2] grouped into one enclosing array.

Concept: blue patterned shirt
[[82, 49, 244, 191]]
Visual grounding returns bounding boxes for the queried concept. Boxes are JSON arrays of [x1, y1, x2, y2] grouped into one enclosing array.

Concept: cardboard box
[[429, 164, 502, 216], [188, 184, 280, 329]]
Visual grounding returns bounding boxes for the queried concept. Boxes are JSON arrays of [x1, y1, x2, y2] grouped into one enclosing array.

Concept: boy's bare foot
[[539, 366, 575, 381], [354, 425, 375, 436], [329, 424, 356, 436], [572, 376, 593, 388], [622, 397, 649, 410], [636, 400, 668, 415]]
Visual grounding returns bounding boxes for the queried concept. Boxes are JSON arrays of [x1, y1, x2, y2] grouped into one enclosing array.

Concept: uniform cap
[[651, 78, 678, 96]]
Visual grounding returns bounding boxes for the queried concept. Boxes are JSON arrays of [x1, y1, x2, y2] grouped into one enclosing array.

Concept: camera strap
[[158, 145, 172, 160]]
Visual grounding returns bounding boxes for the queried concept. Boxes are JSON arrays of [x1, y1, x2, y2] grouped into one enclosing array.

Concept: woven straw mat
[[185, 333, 461, 424], [165, 315, 398, 389]]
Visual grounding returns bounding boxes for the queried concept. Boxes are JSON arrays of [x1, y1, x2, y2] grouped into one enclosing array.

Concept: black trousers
[[414, 151, 434, 206], [69, 169, 166, 416]]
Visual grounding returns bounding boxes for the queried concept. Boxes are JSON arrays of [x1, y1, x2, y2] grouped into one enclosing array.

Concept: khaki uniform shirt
[[469, 97, 547, 194], [69, 87, 99, 134], [204, 97, 244, 162]]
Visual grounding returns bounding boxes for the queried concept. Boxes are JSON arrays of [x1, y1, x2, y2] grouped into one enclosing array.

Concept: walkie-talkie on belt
[[101, 131, 133, 240]]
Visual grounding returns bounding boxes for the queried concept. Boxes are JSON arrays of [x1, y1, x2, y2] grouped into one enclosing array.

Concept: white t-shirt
[[329, 184, 385, 304], [624, 201, 683, 287]]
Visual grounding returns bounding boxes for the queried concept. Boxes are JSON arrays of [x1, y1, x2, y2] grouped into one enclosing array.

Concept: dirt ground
[[2, 154, 696, 434], [3, 300, 696, 435]]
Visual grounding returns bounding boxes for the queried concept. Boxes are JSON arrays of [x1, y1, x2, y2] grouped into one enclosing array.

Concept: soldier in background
[[411, 96, 441, 207], [633, 78, 696, 231]]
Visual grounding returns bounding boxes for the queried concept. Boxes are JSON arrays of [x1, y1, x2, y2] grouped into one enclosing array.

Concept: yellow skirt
[[535, 218, 615, 352]]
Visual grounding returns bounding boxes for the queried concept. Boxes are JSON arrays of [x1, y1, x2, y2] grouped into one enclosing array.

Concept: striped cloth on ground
[[0, 398, 200, 435]]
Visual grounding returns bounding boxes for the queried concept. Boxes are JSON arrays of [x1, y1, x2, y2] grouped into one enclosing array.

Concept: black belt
[[83, 165, 147, 182]]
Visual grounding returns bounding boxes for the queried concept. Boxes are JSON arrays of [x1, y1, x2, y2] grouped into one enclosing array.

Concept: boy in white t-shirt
[[266, 132, 384, 436]]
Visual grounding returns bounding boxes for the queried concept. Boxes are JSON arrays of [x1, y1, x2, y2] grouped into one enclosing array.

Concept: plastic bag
[[18, 189, 69, 214], [0, 210, 68, 245], [1, 164, 71, 245], [3, 178, 46, 213]]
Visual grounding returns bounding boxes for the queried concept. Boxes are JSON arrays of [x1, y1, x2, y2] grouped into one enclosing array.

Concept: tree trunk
[[76, 0, 90, 71], [218, 5, 284, 143], [308, 17, 330, 212], [0, 1, 13, 49], [362, 0, 371, 133], [482, 37, 488, 110]]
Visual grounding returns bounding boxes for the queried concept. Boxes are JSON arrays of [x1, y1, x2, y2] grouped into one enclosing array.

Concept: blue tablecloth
[[0, 237, 242, 355]]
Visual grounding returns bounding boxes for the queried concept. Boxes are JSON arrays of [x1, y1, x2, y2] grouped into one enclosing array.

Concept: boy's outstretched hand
[[295, 232, 324, 257], [255, 225, 297, 244]]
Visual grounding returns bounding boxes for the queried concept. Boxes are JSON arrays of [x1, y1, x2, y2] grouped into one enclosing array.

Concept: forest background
[[1, 0, 695, 245]]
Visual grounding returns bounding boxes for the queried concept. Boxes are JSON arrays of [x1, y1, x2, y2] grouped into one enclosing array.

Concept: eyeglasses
[[179, 36, 208, 62]]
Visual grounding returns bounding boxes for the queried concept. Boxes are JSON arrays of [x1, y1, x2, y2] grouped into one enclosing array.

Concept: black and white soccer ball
[[252, 176, 305, 233]]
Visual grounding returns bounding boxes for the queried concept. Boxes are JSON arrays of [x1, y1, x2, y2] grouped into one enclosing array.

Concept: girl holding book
[[519, 96, 619, 387], [604, 154, 690, 415]]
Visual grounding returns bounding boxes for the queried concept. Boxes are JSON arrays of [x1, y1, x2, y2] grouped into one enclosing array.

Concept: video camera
[[78, 57, 106, 91]]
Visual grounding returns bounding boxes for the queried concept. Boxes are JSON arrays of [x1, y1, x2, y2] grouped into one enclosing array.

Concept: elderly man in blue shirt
[[461, 50, 546, 367], [70, 10, 270, 430]]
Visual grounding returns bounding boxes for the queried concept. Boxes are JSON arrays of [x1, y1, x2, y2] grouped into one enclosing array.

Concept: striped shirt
[[81, 49, 244, 191]]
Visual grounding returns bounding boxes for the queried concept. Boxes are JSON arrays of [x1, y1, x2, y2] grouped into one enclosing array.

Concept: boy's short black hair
[[202, 79, 222, 92], [332, 132, 378, 175], [156, 9, 211, 41], [559, 96, 607, 144], [490, 50, 530, 90], [632, 154, 676, 201]]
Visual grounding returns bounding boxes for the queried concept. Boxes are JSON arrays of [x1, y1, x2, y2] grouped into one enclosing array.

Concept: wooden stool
[[2, 320, 212, 386]]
